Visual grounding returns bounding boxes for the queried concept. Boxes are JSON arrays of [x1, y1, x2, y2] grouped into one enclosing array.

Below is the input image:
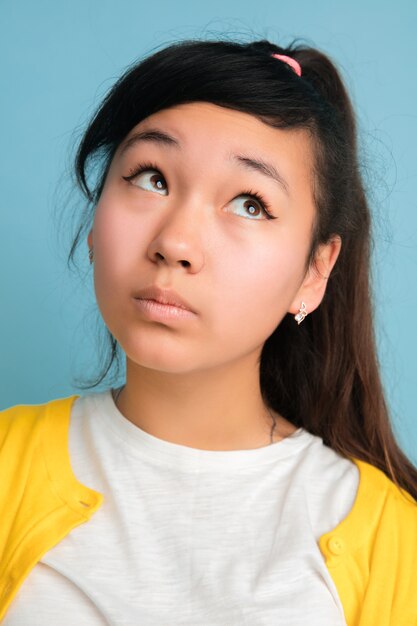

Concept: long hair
[[66, 37, 417, 500]]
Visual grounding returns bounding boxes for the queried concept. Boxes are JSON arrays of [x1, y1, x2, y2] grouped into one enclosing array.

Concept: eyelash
[[122, 161, 276, 220]]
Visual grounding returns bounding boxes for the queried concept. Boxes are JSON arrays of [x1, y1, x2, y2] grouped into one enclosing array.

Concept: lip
[[132, 297, 196, 322], [133, 285, 196, 313]]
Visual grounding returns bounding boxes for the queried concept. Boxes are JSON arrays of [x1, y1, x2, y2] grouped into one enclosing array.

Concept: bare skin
[[87, 102, 341, 451]]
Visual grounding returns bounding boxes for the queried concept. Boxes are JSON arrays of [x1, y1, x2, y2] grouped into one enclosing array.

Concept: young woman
[[1, 37, 416, 625]]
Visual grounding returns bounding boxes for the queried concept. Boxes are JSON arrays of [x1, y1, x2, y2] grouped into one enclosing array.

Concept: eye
[[123, 163, 276, 220], [228, 189, 275, 221], [123, 162, 167, 195]]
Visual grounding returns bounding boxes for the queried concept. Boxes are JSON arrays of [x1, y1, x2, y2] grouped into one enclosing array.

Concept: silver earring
[[294, 301, 307, 325], [88, 247, 94, 264]]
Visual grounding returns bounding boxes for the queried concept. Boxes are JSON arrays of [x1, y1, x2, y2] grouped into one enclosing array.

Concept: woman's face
[[88, 102, 326, 374]]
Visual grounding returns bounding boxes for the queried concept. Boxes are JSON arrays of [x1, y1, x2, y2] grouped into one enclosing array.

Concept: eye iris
[[245, 200, 260, 216], [150, 173, 165, 190]]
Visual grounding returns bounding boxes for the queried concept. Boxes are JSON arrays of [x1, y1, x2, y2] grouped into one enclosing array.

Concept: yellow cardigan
[[1, 396, 417, 624]]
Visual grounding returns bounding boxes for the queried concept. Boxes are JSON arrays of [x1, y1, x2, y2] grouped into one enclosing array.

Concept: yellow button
[[327, 536, 346, 556]]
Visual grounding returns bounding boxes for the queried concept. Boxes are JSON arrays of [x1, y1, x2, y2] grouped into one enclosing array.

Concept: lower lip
[[133, 298, 196, 322]]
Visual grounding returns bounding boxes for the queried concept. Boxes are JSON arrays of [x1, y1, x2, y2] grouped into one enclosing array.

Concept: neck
[[112, 355, 297, 451]]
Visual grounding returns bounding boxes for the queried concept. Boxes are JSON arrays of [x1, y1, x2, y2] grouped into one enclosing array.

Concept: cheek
[[210, 232, 307, 343], [91, 198, 145, 322], [92, 194, 153, 283], [94, 198, 131, 255]]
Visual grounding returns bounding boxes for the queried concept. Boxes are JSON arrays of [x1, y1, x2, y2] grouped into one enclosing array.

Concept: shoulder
[[353, 457, 417, 511], [355, 456, 416, 526], [320, 457, 417, 563], [322, 458, 417, 555], [0, 395, 80, 446], [320, 458, 417, 624]]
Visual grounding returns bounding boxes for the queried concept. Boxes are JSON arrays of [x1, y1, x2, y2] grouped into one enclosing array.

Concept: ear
[[289, 235, 342, 316]]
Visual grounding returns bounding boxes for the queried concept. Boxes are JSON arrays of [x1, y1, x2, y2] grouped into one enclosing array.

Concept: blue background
[[1, 1, 416, 462]]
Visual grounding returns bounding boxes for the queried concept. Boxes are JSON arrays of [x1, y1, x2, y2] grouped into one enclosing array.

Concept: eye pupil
[[151, 174, 165, 189], [245, 200, 260, 216]]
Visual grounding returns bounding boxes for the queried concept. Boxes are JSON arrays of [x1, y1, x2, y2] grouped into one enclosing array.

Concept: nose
[[146, 200, 206, 272]]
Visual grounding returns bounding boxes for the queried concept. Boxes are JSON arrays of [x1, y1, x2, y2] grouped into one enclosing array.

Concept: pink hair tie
[[271, 53, 302, 77]]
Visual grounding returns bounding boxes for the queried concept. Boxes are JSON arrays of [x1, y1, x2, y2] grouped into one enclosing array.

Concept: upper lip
[[133, 285, 196, 313]]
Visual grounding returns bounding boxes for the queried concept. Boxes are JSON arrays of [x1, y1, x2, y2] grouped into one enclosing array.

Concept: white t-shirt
[[4, 390, 359, 625]]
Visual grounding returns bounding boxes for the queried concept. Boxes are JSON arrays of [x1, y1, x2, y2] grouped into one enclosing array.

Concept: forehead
[[128, 101, 279, 139], [117, 102, 314, 193], [121, 102, 313, 159]]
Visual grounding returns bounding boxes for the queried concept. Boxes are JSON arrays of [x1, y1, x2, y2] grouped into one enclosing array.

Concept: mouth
[[132, 297, 197, 322], [133, 284, 196, 313]]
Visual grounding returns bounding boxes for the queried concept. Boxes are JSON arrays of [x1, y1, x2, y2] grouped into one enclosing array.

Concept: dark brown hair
[[66, 36, 417, 500]]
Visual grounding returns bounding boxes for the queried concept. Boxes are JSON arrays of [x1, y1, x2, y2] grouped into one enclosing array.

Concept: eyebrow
[[119, 128, 290, 196]]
